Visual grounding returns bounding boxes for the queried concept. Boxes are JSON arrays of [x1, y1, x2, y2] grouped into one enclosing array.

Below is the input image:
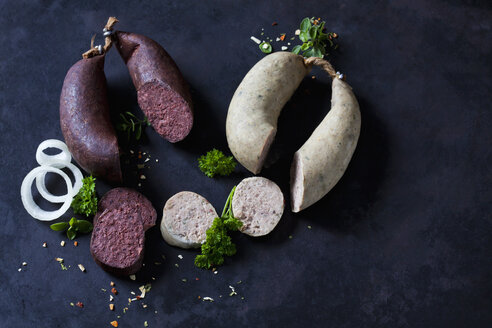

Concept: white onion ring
[[21, 166, 74, 221], [35, 162, 83, 203], [36, 139, 71, 167]]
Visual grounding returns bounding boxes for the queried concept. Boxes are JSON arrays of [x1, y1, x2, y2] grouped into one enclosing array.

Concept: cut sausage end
[[138, 82, 193, 143], [232, 177, 284, 236], [290, 152, 305, 213], [161, 191, 218, 249]]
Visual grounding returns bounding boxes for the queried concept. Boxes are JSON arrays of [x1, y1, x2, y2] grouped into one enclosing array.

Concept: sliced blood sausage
[[90, 208, 145, 276], [95, 187, 156, 230], [114, 31, 193, 142], [60, 55, 122, 182], [90, 188, 156, 275]]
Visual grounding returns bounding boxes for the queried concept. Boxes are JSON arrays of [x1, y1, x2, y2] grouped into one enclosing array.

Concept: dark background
[[1, 0, 491, 327]]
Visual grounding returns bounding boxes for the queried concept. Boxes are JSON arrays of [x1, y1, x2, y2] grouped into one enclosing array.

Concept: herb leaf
[[292, 17, 338, 58], [71, 176, 97, 217], [198, 149, 237, 178], [67, 226, 77, 240], [194, 187, 243, 269], [50, 222, 69, 231], [77, 220, 93, 234], [116, 112, 150, 141]]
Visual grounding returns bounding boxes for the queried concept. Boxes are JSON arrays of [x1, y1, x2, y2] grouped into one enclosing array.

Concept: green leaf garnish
[[194, 186, 243, 269], [292, 17, 338, 58], [71, 176, 97, 217], [198, 149, 237, 178], [116, 112, 150, 141], [50, 222, 69, 231], [259, 41, 272, 54], [50, 217, 93, 240]]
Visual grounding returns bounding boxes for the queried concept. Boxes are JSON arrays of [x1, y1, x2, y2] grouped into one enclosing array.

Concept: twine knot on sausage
[[304, 57, 345, 80], [82, 17, 119, 59]]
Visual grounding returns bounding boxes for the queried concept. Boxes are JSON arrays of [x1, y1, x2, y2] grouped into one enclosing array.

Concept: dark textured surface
[[0, 1, 491, 327]]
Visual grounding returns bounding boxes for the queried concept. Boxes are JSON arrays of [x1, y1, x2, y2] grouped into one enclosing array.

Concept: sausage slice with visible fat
[[232, 177, 284, 236], [160, 191, 218, 249]]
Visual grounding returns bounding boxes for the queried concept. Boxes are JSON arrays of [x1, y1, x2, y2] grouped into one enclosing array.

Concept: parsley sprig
[[116, 112, 150, 141], [50, 217, 93, 240], [71, 176, 97, 217], [195, 187, 243, 269], [292, 17, 338, 58], [198, 149, 237, 178]]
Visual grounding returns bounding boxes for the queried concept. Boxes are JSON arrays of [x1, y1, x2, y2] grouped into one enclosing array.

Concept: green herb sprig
[[71, 175, 97, 217], [116, 112, 150, 141], [195, 187, 243, 269], [198, 149, 237, 178], [292, 17, 338, 58], [50, 217, 93, 240]]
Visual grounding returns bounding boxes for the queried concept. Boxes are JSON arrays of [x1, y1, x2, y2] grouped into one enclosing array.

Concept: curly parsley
[[198, 149, 237, 178], [71, 175, 97, 217], [195, 187, 243, 269]]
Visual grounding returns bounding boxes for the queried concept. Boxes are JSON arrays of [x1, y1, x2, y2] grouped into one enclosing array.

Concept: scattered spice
[[272, 22, 278, 26], [144, 321, 148, 327], [140, 174, 146, 180], [110, 321, 118, 327], [229, 285, 237, 296], [129, 274, 136, 280], [75, 301, 84, 308], [74, 241, 78, 247], [308, 225, 312, 229], [17, 268, 21, 272], [175, 263, 179, 268], [110, 281, 115, 287], [111, 288, 118, 295], [109, 304, 115, 311], [22, 262, 27, 266], [143, 304, 148, 308], [55, 257, 64, 263], [70, 302, 74, 307], [60, 263, 68, 270], [78, 264, 86, 272], [178, 255, 183, 260], [102, 288, 107, 292], [202, 297, 214, 302], [42, 242, 47, 248], [109, 295, 114, 302], [60, 241, 66, 247], [182, 278, 187, 282], [280, 34, 286, 41], [289, 235, 293, 239], [154, 262, 161, 265]]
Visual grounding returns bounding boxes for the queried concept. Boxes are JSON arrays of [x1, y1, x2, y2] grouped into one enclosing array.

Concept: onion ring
[[35, 139, 71, 168], [35, 162, 83, 203], [21, 166, 73, 221]]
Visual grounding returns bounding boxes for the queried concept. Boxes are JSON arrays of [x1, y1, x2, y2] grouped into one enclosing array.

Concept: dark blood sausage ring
[[60, 18, 122, 183], [90, 187, 157, 276], [114, 31, 193, 143], [59, 55, 122, 182]]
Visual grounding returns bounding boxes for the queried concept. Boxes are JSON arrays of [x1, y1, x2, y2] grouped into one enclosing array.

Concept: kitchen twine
[[82, 17, 119, 59], [304, 57, 345, 80]]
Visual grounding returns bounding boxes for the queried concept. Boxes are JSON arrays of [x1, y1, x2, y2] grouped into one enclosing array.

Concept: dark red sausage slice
[[90, 208, 145, 276], [59, 55, 122, 182], [90, 188, 156, 275], [115, 31, 193, 143], [95, 187, 156, 230]]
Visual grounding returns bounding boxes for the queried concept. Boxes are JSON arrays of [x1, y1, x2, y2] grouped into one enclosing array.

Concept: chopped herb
[[71, 176, 98, 217], [60, 263, 68, 270], [50, 217, 93, 240], [198, 149, 236, 178], [116, 111, 150, 141], [291, 17, 338, 58], [259, 41, 272, 54], [144, 321, 148, 327], [194, 187, 243, 269]]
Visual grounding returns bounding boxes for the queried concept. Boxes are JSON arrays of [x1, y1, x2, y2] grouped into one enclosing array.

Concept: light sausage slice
[[160, 191, 218, 249], [226, 52, 309, 174], [290, 77, 361, 212], [232, 177, 284, 236]]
